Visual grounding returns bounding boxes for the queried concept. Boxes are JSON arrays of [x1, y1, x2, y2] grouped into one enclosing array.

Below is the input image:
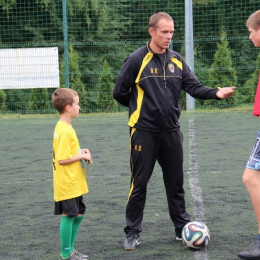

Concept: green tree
[[29, 88, 50, 112], [98, 59, 117, 112], [194, 45, 211, 109], [240, 51, 260, 104], [60, 45, 88, 112], [0, 89, 6, 110], [5, 89, 31, 112], [203, 27, 237, 108], [1, 0, 260, 113]]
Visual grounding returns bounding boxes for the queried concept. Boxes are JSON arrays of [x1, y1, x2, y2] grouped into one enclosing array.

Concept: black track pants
[[124, 128, 190, 236]]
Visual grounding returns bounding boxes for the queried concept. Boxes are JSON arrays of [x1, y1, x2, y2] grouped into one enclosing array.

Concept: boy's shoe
[[70, 249, 89, 260], [123, 233, 140, 250], [73, 249, 89, 259], [238, 240, 260, 259], [59, 251, 82, 260]]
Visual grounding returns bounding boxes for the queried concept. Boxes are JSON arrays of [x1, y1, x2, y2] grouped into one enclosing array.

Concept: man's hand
[[216, 86, 236, 99]]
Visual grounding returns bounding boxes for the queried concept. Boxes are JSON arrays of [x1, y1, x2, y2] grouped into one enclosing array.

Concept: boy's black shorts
[[54, 195, 86, 216]]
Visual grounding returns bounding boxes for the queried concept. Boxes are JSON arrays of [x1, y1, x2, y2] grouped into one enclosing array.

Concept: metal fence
[[0, 0, 259, 114]]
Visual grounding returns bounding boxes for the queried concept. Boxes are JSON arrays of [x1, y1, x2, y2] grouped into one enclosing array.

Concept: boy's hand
[[82, 149, 93, 163], [81, 148, 90, 154]]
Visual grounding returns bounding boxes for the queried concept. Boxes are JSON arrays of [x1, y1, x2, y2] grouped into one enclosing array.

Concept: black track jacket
[[113, 43, 219, 133]]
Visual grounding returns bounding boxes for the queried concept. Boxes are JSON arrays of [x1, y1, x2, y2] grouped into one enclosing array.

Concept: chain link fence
[[0, 0, 259, 114]]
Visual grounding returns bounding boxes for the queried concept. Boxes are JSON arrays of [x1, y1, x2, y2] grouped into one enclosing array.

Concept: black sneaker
[[72, 249, 89, 259], [238, 240, 260, 259], [123, 233, 140, 250], [175, 236, 183, 241]]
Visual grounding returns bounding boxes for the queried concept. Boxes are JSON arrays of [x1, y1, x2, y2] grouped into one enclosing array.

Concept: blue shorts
[[246, 130, 260, 170]]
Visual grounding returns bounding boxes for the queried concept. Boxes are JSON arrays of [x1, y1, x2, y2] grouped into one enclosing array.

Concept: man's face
[[149, 18, 174, 54], [248, 26, 260, 47]]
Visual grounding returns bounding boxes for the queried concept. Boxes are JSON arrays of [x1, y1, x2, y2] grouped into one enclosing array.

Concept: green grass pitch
[[0, 111, 258, 259]]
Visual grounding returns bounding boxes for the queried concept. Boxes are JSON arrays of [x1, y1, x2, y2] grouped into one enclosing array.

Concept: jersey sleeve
[[56, 130, 72, 161]]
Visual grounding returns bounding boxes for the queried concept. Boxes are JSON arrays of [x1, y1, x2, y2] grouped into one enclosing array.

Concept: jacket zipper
[[163, 51, 169, 133]]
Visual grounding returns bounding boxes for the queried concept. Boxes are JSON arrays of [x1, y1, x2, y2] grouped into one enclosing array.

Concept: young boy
[[52, 88, 92, 260], [238, 10, 260, 260]]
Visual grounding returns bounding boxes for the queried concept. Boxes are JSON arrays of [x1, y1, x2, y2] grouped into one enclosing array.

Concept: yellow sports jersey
[[52, 120, 88, 202]]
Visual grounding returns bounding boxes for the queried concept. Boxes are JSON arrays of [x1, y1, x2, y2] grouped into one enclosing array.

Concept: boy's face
[[248, 26, 260, 47], [67, 95, 80, 118]]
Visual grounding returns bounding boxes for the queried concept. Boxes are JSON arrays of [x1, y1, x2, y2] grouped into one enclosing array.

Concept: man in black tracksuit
[[113, 12, 236, 250]]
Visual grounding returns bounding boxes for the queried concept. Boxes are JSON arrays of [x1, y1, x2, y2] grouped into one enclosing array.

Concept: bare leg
[[242, 168, 260, 233], [238, 168, 260, 259]]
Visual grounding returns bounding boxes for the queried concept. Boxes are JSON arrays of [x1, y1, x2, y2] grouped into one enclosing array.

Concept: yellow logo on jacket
[[134, 145, 142, 151], [150, 68, 158, 74]]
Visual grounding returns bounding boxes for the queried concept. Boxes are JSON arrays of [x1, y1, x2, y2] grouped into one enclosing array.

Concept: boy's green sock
[[60, 216, 75, 259], [71, 215, 84, 251]]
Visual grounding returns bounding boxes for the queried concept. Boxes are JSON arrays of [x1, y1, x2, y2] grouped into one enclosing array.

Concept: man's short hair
[[149, 12, 173, 29], [247, 10, 260, 29], [52, 88, 78, 114]]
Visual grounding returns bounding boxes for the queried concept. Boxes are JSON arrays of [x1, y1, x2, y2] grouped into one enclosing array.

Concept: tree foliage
[[240, 52, 260, 104], [210, 28, 237, 87], [0, 0, 259, 113], [98, 59, 117, 111], [0, 89, 6, 110], [201, 27, 238, 108], [29, 88, 50, 112], [60, 45, 88, 111]]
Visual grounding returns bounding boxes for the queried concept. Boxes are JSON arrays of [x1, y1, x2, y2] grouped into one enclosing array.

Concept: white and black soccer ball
[[181, 221, 210, 249]]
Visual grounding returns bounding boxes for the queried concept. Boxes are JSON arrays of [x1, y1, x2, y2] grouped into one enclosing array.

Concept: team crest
[[168, 63, 175, 73]]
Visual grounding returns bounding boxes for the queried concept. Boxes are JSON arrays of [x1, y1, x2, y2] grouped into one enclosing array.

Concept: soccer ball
[[181, 221, 210, 249]]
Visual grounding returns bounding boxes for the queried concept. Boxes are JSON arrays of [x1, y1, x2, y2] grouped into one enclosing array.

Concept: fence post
[[185, 0, 195, 111], [62, 0, 70, 88]]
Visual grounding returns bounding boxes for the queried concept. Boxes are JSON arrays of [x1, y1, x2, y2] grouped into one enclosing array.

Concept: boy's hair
[[149, 12, 173, 29], [247, 10, 260, 29], [52, 88, 78, 114]]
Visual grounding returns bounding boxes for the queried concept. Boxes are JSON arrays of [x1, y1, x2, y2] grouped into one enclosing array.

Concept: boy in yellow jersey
[[52, 88, 92, 260]]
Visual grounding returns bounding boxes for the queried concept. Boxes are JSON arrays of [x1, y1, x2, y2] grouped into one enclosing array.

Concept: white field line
[[188, 118, 209, 260]]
